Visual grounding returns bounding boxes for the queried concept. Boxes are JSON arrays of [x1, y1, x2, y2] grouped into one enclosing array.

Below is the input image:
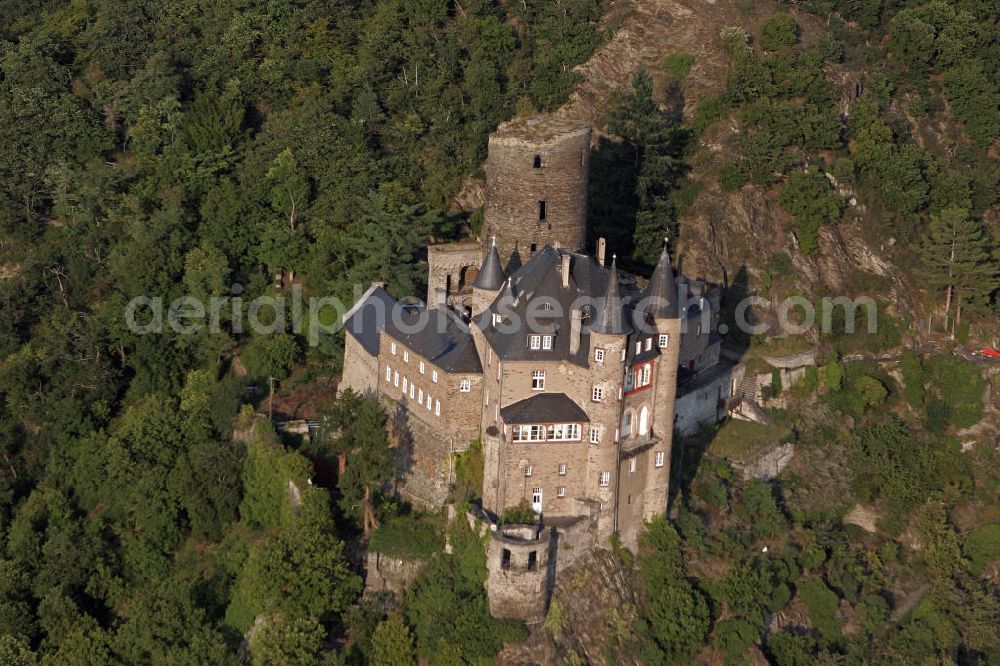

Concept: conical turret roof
[[473, 237, 505, 290], [591, 256, 630, 335], [645, 240, 679, 319]]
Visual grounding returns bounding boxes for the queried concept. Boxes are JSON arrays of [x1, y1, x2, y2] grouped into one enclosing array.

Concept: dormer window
[[635, 341, 641, 354], [529, 335, 541, 350], [533, 154, 542, 168], [645, 338, 653, 351], [493, 313, 503, 327], [542, 335, 553, 350]]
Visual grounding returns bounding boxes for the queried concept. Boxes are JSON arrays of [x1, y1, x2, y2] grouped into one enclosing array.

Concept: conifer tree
[[608, 67, 687, 265], [920, 206, 997, 333], [370, 613, 415, 666]]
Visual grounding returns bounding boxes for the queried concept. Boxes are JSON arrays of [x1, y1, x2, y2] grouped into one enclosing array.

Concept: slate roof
[[473, 241, 505, 290], [385, 306, 482, 373], [591, 257, 631, 335], [644, 243, 680, 319], [342, 285, 397, 356], [500, 393, 590, 425], [477, 245, 636, 367]]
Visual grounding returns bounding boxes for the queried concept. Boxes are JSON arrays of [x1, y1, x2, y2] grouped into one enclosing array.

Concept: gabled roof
[[473, 240, 505, 290], [342, 284, 397, 356], [385, 306, 482, 373], [644, 242, 679, 319], [500, 393, 590, 425]]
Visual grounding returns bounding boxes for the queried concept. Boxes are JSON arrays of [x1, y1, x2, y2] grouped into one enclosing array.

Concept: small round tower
[[482, 115, 591, 265]]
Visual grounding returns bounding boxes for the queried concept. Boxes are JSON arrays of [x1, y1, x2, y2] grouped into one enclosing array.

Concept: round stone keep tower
[[482, 115, 591, 265]]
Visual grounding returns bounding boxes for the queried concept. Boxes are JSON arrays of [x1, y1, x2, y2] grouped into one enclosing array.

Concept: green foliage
[[251, 615, 326, 666], [636, 517, 711, 664], [499, 501, 537, 526], [370, 612, 415, 666], [241, 333, 300, 383], [663, 53, 694, 79], [452, 437, 484, 502], [799, 578, 842, 643], [404, 518, 526, 663], [766, 630, 817, 666], [963, 525, 1000, 575], [369, 513, 443, 561], [608, 67, 688, 265], [240, 433, 313, 530], [899, 351, 925, 408], [922, 355, 986, 429], [778, 168, 844, 254], [760, 14, 800, 51]]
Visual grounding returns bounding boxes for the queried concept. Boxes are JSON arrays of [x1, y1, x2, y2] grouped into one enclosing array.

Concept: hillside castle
[[341, 115, 742, 621]]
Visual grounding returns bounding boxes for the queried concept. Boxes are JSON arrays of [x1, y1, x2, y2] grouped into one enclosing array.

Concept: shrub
[[760, 14, 800, 51], [767, 630, 817, 666], [899, 351, 925, 408], [712, 618, 758, 662], [368, 512, 443, 561], [499, 500, 536, 526], [664, 53, 694, 79], [963, 525, 1000, 574], [799, 579, 842, 643], [719, 163, 747, 191]]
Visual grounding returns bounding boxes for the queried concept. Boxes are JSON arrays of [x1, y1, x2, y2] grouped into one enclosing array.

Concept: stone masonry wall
[[483, 118, 591, 265]]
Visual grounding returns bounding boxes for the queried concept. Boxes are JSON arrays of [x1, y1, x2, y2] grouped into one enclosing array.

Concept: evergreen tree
[[920, 206, 997, 332], [608, 67, 687, 265], [370, 612, 415, 666]]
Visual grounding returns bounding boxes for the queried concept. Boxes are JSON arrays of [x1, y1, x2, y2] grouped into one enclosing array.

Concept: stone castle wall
[[483, 118, 591, 265]]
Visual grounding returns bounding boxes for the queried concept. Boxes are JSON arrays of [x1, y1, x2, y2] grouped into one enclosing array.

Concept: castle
[[341, 114, 740, 619]]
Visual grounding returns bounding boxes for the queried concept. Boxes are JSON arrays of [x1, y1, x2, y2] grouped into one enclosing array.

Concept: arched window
[[621, 410, 633, 437], [638, 406, 649, 436]]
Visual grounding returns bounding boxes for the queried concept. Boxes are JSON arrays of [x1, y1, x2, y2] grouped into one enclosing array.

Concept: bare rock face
[[498, 548, 643, 666]]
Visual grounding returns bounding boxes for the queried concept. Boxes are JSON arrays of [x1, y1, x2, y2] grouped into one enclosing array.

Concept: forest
[[0, 0, 997, 663]]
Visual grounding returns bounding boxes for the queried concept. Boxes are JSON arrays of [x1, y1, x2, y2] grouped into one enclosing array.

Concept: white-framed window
[[524, 465, 533, 477], [531, 370, 545, 391], [432, 370, 438, 383], [594, 348, 605, 363], [493, 313, 503, 326], [393, 371, 399, 387], [635, 341, 641, 354], [697, 323, 703, 336], [621, 411, 632, 437], [621, 349, 626, 361], [529, 335, 541, 350], [592, 385, 604, 402], [385, 366, 391, 381], [557, 486, 566, 498], [599, 472, 611, 487], [654, 451, 665, 468], [589, 426, 601, 444], [403, 351, 409, 363], [409, 384, 414, 399], [512, 425, 546, 442], [426, 394, 432, 410], [402, 377, 408, 393], [542, 335, 553, 350], [645, 338, 653, 351], [459, 378, 471, 392], [629, 458, 637, 474], [658, 334, 669, 348], [558, 463, 567, 476], [435, 400, 441, 416], [639, 364, 652, 387], [419, 361, 425, 374], [391, 342, 397, 355], [418, 388, 423, 403], [546, 424, 581, 441]]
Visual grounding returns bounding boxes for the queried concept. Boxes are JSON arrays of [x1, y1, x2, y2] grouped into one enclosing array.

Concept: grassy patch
[[707, 419, 790, 461], [369, 512, 444, 560], [663, 52, 694, 79]]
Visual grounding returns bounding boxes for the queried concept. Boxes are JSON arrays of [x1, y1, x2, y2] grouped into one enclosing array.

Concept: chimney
[[570, 309, 583, 355], [561, 253, 571, 289], [597, 238, 606, 267]]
